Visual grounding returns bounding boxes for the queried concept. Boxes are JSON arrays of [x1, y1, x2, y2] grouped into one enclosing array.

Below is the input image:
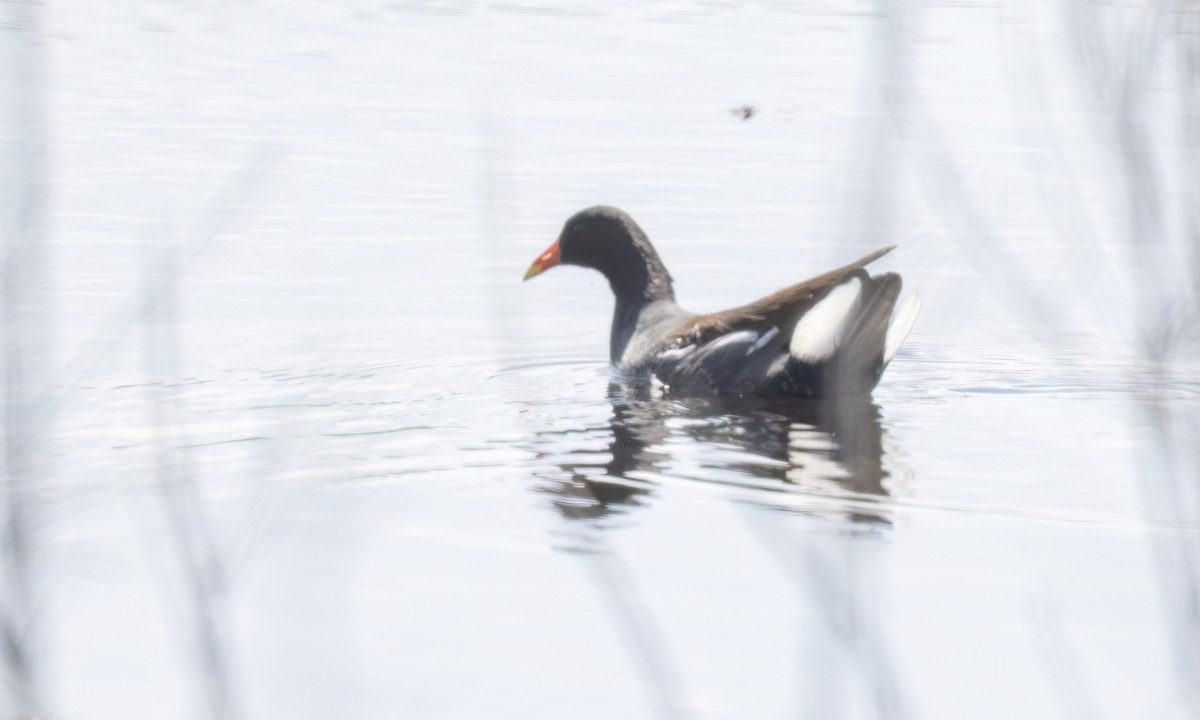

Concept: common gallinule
[[524, 206, 920, 397]]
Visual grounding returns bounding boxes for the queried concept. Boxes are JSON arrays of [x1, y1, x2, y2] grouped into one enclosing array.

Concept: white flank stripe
[[746, 326, 780, 356], [789, 278, 862, 362], [657, 345, 696, 363], [706, 329, 758, 353], [884, 292, 921, 364]]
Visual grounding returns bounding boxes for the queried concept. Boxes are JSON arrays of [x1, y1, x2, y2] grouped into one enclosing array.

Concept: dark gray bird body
[[526, 206, 919, 398]]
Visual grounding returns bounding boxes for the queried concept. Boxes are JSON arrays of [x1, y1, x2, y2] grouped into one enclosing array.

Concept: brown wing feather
[[671, 245, 897, 343]]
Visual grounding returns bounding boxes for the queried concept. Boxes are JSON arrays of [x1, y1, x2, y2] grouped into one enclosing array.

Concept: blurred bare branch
[[1065, 0, 1200, 713], [46, 145, 280, 427], [745, 510, 911, 720], [140, 226, 244, 720], [1, 1, 48, 714], [578, 542, 694, 720]]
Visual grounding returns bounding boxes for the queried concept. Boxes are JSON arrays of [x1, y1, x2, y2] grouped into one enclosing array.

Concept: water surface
[[5, 1, 1198, 719]]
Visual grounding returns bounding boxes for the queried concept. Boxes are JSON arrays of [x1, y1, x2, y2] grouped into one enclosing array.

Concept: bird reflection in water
[[534, 382, 909, 525]]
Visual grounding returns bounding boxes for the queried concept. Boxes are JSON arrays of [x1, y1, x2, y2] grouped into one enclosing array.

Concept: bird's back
[[625, 249, 919, 398]]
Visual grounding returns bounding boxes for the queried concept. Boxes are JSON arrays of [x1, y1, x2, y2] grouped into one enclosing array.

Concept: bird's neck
[[596, 231, 676, 365], [610, 298, 643, 365], [601, 244, 675, 306], [610, 294, 680, 367]]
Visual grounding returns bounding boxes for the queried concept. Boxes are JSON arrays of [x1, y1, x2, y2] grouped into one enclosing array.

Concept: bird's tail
[[787, 271, 919, 396]]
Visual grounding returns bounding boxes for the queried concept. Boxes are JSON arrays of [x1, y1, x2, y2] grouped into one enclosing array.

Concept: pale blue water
[[3, 1, 1198, 719]]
